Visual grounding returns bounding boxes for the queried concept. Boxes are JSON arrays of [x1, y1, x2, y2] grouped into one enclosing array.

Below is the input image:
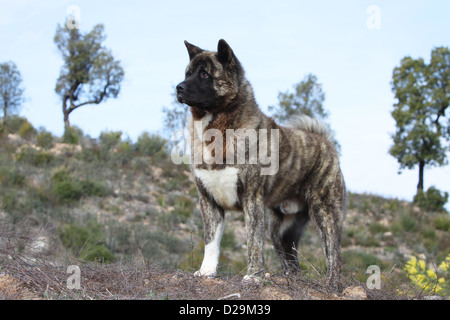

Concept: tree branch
[[67, 78, 112, 114]]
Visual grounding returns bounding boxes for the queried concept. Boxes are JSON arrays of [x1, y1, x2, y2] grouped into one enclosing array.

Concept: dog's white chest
[[194, 167, 239, 209]]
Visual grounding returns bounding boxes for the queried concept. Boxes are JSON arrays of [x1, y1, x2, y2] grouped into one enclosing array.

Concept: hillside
[[0, 117, 449, 300]]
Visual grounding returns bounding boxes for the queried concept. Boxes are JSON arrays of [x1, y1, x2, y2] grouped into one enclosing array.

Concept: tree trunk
[[417, 160, 425, 192], [3, 102, 7, 121], [63, 97, 70, 128], [64, 111, 70, 128]]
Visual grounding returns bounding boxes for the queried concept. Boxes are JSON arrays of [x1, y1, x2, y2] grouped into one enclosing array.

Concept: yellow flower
[[407, 266, 418, 275], [434, 285, 442, 293], [408, 256, 417, 265], [439, 261, 449, 272], [426, 269, 437, 279], [438, 277, 445, 284], [413, 274, 426, 286], [418, 260, 426, 271]]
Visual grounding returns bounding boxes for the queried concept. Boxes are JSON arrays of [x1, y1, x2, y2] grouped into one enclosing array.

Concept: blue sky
[[1, 0, 449, 207]]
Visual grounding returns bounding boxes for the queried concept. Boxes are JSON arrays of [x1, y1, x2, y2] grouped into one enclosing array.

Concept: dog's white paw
[[242, 275, 262, 284], [194, 270, 216, 278]]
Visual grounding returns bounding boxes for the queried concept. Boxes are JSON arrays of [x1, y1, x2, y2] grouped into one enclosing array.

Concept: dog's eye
[[186, 72, 192, 78], [201, 72, 209, 79]]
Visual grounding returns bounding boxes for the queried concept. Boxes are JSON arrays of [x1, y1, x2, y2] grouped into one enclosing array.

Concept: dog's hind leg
[[195, 195, 225, 278], [269, 205, 309, 274], [308, 197, 344, 292]]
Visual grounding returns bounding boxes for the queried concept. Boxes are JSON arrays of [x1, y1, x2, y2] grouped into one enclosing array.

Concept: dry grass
[[0, 218, 434, 300]]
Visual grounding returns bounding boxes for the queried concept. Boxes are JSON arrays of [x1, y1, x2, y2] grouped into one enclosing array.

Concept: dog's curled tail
[[286, 115, 333, 143]]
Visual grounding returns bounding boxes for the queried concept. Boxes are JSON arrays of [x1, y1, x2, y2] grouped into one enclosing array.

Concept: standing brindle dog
[[176, 39, 346, 291]]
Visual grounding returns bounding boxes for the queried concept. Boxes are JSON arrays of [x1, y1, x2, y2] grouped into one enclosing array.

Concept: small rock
[[242, 275, 261, 284], [342, 285, 367, 300]]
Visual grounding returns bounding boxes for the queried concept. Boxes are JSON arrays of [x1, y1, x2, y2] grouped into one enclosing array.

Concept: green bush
[[18, 120, 37, 140], [36, 129, 54, 149], [99, 131, 122, 150], [399, 211, 418, 232], [0, 190, 18, 212], [2, 116, 28, 134], [16, 146, 53, 166], [135, 132, 166, 156], [62, 126, 83, 145], [79, 179, 108, 197], [115, 141, 134, 166], [59, 219, 114, 263], [0, 166, 25, 187], [434, 215, 450, 232], [50, 167, 108, 203], [97, 131, 135, 167], [51, 179, 83, 203], [414, 186, 449, 213], [368, 222, 389, 234]]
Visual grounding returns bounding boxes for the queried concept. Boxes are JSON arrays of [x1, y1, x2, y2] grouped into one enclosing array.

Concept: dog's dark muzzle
[[176, 81, 187, 104]]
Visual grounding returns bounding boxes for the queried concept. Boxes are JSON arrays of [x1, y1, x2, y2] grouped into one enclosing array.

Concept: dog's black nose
[[176, 83, 185, 92]]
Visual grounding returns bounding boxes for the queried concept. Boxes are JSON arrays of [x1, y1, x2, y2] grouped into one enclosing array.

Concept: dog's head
[[176, 39, 244, 113]]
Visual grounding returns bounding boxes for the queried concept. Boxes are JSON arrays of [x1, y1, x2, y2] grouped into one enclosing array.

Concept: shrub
[[0, 190, 18, 213], [36, 129, 54, 149], [404, 255, 449, 296], [402, 214, 418, 232], [51, 178, 83, 203], [414, 186, 449, 213], [115, 141, 134, 165], [391, 210, 418, 233], [18, 120, 37, 139], [79, 179, 108, 197], [369, 222, 389, 234], [2, 116, 28, 134], [62, 126, 83, 145], [99, 131, 122, 150], [0, 166, 25, 187], [16, 146, 53, 166], [434, 215, 450, 232], [135, 132, 166, 157], [59, 219, 114, 263], [50, 167, 108, 203], [118, 141, 132, 153]]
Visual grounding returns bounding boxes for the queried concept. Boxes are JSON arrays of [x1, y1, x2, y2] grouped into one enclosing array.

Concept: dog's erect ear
[[217, 39, 235, 65], [184, 41, 203, 61]]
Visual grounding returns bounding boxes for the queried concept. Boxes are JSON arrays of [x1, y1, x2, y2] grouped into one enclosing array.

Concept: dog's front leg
[[243, 197, 265, 278], [194, 195, 225, 278]]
